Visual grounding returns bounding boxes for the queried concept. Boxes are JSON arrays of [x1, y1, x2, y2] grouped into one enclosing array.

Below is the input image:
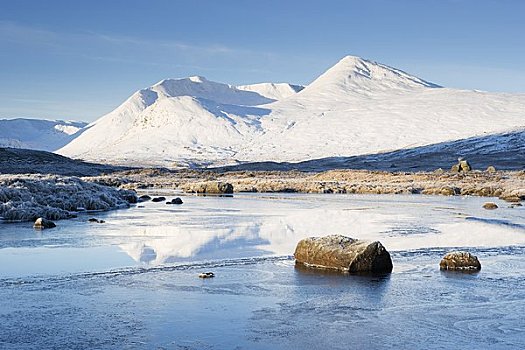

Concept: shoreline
[[92, 168, 525, 203]]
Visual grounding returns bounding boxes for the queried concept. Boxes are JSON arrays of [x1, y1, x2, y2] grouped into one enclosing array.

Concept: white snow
[[0, 118, 87, 152], [237, 82, 304, 100], [0, 174, 137, 221], [57, 55, 525, 166]]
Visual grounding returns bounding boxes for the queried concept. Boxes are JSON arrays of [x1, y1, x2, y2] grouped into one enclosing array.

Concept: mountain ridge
[[57, 55, 525, 167]]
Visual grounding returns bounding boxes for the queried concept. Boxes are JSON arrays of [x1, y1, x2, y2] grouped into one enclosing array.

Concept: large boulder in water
[[294, 235, 393, 273], [440, 251, 481, 271]]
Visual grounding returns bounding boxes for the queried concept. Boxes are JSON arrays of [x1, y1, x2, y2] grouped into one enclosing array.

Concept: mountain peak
[[302, 55, 440, 95], [188, 75, 207, 83]]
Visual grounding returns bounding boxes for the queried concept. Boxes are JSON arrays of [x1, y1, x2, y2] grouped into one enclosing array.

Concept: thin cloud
[[0, 21, 261, 59]]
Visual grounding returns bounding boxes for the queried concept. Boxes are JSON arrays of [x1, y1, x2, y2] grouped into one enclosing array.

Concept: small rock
[[171, 197, 183, 205], [33, 217, 56, 229], [451, 158, 472, 172], [294, 235, 393, 273], [440, 251, 481, 271], [198, 272, 215, 278], [482, 202, 498, 210], [138, 195, 152, 202], [459, 159, 472, 172], [88, 218, 105, 223], [486, 166, 496, 173], [151, 196, 166, 202]]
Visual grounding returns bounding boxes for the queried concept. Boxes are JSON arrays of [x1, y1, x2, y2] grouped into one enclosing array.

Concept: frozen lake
[[0, 193, 524, 349]]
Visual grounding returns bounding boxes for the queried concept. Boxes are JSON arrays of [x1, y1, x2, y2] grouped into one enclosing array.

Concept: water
[[0, 193, 524, 349]]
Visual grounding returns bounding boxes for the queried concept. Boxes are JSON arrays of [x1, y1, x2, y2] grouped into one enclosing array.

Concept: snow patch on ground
[[0, 174, 137, 222]]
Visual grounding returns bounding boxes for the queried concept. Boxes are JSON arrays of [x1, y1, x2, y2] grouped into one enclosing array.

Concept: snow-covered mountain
[[0, 118, 87, 152], [58, 56, 525, 167]]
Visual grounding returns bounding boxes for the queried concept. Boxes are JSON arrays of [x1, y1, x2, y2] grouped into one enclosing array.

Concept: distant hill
[[0, 118, 87, 151], [213, 129, 525, 172], [0, 147, 129, 176]]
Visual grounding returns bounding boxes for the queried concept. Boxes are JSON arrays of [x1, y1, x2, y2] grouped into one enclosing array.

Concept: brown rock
[[294, 235, 393, 273], [440, 251, 481, 271], [482, 202, 498, 210], [499, 195, 522, 203], [188, 182, 234, 194]]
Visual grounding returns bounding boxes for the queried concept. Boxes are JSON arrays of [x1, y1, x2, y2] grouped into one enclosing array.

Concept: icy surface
[[0, 118, 86, 151], [0, 193, 524, 348], [58, 55, 525, 166]]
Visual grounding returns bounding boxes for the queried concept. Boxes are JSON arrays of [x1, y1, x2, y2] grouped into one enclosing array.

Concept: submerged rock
[[33, 217, 56, 229], [166, 197, 184, 205], [138, 195, 152, 202], [88, 218, 105, 223], [172, 197, 183, 204], [198, 272, 215, 278], [482, 202, 498, 210], [151, 196, 166, 202], [294, 235, 393, 273], [440, 251, 481, 271]]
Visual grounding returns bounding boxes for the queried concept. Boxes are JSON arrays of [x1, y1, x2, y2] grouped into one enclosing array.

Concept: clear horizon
[[1, 0, 524, 122]]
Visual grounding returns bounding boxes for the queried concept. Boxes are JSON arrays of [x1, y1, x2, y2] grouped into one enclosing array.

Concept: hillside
[[0, 147, 129, 176], [0, 118, 86, 151]]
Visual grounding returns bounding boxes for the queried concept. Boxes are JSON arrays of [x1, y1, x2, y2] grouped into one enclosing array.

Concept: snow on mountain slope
[[236, 56, 525, 162], [237, 83, 304, 100], [58, 55, 525, 167], [58, 77, 273, 166], [0, 118, 87, 152]]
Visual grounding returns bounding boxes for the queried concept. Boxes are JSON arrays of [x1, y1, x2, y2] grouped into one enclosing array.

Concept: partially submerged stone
[[33, 217, 56, 229], [482, 202, 498, 210], [151, 196, 166, 202], [171, 197, 183, 204], [138, 195, 152, 202], [88, 218, 105, 223], [166, 197, 184, 205], [440, 251, 481, 271], [198, 272, 215, 278], [294, 235, 393, 273]]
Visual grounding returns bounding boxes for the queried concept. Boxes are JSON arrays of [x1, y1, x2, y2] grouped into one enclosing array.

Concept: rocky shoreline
[[91, 168, 525, 203]]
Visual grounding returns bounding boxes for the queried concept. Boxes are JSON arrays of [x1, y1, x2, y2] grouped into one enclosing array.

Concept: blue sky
[[1, 0, 524, 121]]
